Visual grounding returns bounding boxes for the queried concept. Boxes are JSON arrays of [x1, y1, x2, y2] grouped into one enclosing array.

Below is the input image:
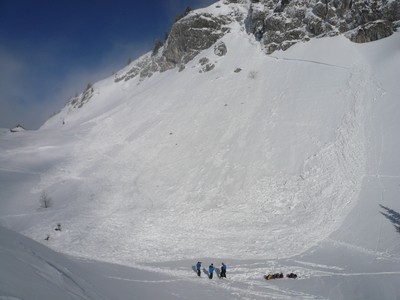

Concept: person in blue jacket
[[209, 263, 214, 279], [220, 262, 226, 278], [196, 261, 202, 277]]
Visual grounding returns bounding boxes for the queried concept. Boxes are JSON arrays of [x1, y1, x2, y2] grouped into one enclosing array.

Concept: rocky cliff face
[[246, 0, 399, 53], [114, 8, 236, 83], [112, 0, 399, 83]]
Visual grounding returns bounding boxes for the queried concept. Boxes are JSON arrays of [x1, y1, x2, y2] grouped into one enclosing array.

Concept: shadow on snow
[[379, 204, 400, 234]]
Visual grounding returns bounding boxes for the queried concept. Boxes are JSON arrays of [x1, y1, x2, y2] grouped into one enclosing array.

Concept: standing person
[[209, 263, 214, 279], [196, 261, 202, 277], [220, 262, 227, 279]]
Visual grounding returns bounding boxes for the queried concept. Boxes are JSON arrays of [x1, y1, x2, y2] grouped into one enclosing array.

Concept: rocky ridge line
[[68, 0, 399, 109]]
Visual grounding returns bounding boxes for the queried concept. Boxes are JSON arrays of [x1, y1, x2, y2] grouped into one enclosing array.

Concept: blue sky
[[0, 0, 217, 129]]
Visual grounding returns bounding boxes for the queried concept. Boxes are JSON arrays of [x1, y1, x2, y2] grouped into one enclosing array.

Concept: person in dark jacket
[[209, 263, 214, 279], [220, 262, 227, 278], [196, 262, 202, 277]]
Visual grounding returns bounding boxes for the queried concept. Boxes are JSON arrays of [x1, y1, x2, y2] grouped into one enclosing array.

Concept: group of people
[[195, 261, 297, 281], [196, 262, 226, 279]]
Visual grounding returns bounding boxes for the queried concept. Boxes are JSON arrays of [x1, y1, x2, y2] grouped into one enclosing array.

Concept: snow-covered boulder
[[214, 41, 228, 56], [10, 124, 26, 133]]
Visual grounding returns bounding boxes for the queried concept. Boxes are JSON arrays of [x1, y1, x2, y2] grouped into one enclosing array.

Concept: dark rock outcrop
[[198, 57, 215, 72], [163, 13, 231, 65], [115, 11, 232, 83], [247, 0, 399, 54], [214, 41, 228, 56], [347, 20, 394, 43], [69, 85, 94, 109]]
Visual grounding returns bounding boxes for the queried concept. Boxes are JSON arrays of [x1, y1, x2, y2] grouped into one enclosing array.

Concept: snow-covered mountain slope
[[0, 224, 105, 300], [2, 222, 400, 300], [1, 24, 399, 267], [0, 224, 247, 300], [1, 0, 400, 297]]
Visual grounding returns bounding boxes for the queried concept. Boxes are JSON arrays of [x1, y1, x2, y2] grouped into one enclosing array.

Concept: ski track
[[105, 261, 305, 299], [325, 237, 400, 261], [106, 276, 182, 283], [0, 167, 42, 175], [268, 55, 350, 70], [127, 257, 400, 300], [291, 260, 344, 271]]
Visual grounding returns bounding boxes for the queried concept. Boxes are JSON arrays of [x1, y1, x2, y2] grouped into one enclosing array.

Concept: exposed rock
[[199, 57, 210, 65], [60, 0, 399, 112], [313, 1, 327, 19], [113, 0, 399, 86], [338, 20, 350, 33], [69, 85, 95, 109], [281, 40, 299, 51], [264, 14, 293, 33], [199, 58, 215, 72], [245, 6, 268, 37], [346, 20, 394, 43], [383, 1, 400, 22], [306, 14, 326, 36], [265, 42, 279, 54], [264, 28, 306, 45], [200, 63, 215, 73], [163, 13, 231, 65], [214, 41, 228, 56], [247, 0, 399, 54], [114, 12, 232, 83]]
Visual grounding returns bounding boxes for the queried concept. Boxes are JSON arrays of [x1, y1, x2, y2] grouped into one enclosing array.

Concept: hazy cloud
[[0, 0, 217, 130], [0, 39, 152, 130]]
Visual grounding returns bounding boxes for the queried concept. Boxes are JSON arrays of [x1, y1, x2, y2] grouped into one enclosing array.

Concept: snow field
[[1, 28, 384, 265], [2, 221, 400, 300], [0, 4, 400, 295]]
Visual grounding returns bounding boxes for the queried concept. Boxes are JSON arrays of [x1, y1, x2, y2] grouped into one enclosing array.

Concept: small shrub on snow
[[39, 191, 52, 209]]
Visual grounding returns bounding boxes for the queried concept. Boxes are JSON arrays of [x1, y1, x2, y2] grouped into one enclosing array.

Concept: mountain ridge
[[59, 0, 399, 113]]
